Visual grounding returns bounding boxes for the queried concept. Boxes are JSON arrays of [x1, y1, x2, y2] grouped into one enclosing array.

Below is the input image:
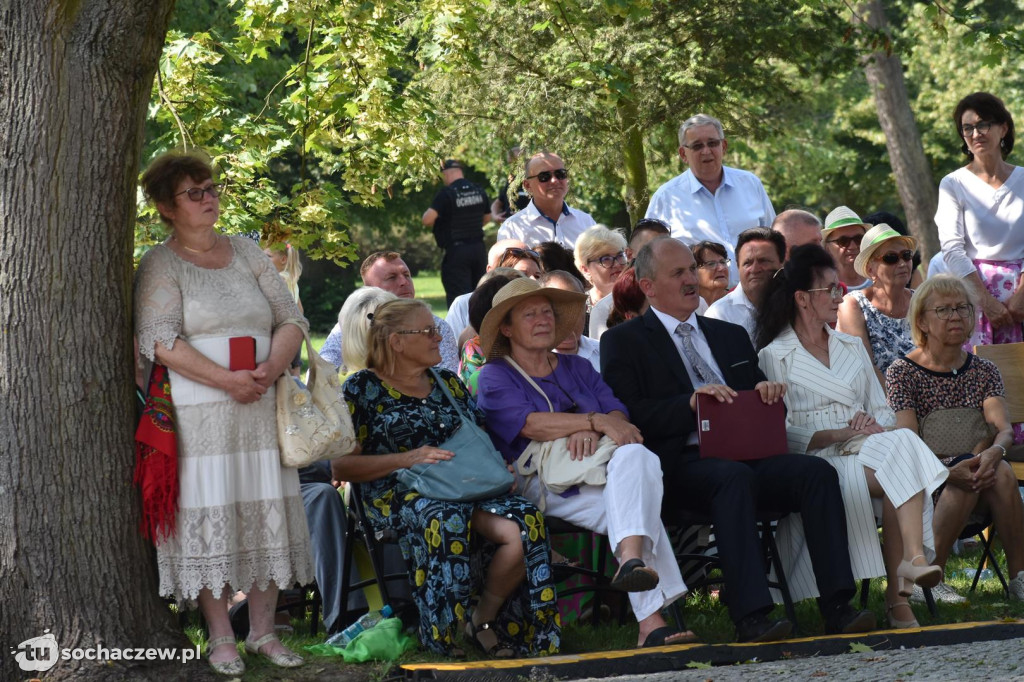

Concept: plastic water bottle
[[326, 605, 393, 647]]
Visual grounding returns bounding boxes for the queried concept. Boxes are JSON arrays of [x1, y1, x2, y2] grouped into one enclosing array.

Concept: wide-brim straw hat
[[479, 278, 587, 359], [822, 205, 871, 236], [854, 224, 918, 278]]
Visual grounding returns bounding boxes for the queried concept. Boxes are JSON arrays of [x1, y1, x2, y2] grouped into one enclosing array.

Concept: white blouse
[[936, 165, 1024, 278]]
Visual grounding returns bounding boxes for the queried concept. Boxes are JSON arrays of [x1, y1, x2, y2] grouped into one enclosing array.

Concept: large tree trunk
[[616, 95, 650, 229], [857, 0, 940, 261], [0, 2, 183, 680]]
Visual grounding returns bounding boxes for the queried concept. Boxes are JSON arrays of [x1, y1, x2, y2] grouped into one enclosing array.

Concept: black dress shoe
[[824, 605, 876, 635], [735, 613, 793, 643]]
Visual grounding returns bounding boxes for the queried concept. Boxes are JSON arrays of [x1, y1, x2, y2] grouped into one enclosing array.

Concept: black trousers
[[667, 454, 856, 623], [441, 241, 486, 307]]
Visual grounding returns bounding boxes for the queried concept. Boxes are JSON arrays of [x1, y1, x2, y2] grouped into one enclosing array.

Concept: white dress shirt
[[575, 334, 602, 372], [445, 292, 472, 338], [650, 305, 724, 446], [497, 199, 596, 248], [588, 293, 613, 339], [937, 165, 1024, 278], [926, 251, 949, 278], [645, 166, 776, 285], [704, 285, 757, 342]]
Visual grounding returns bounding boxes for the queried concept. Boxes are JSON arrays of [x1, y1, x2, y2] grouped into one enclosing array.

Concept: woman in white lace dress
[[135, 151, 313, 675]]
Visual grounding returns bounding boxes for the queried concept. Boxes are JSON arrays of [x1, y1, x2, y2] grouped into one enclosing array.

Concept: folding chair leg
[[859, 578, 871, 610], [978, 529, 1008, 595], [923, 587, 938, 617], [761, 521, 798, 629]]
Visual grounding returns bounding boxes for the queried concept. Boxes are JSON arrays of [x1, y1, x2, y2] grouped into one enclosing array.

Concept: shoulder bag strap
[[428, 368, 468, 421], [502, 356, 554, 412]]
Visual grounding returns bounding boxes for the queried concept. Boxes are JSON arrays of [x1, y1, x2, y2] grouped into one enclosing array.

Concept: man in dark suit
[[601, 237, 874, 642]]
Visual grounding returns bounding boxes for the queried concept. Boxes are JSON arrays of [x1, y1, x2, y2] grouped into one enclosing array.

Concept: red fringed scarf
[[134, 364, 179, 543]]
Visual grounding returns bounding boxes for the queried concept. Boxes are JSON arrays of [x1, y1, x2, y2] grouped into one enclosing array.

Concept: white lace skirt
[[157, 363, 314, 602]]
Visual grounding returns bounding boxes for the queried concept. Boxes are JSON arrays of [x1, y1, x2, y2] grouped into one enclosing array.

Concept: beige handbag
[[919, 407, 995, 457], [276, 329, 357, 467], [504, 357, 613, 506]]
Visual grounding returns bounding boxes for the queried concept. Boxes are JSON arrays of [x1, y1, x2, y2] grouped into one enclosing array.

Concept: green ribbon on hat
[[826, 216, 865, 230], [864, 227, 902, 247]]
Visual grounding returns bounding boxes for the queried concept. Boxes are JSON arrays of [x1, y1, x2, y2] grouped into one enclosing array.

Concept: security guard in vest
[[422, 159, 491, 306]]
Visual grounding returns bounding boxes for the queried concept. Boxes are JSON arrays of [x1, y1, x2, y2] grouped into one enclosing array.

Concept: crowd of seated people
[[146, 95, 1024, 674], [309, 214, 1024, 657]]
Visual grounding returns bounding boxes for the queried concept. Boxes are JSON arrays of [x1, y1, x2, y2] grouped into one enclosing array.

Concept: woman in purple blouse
[[475, 278, 694, 648]]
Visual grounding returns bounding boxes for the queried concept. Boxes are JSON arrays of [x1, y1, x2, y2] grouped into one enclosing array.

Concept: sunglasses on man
[[525, 168, 569, 183]]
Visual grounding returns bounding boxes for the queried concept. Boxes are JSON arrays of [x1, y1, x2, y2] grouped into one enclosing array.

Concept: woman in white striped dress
[[754, 245, 948, 629]]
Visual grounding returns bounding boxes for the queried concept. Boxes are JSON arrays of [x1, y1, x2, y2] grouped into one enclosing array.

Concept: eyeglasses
[[878, 249, 914, 265], [929, 303, 975, 320], [826, 234, 861, 249], [698, 258, 731, 270], [525, 168, 569, 183], [961, 121, 993, 137], [587, 251, 628, 268], [395, 325, 442, 337], [805, 284, 844, 300], [681, 139, 723, 152], [175, 183, 224, 202]]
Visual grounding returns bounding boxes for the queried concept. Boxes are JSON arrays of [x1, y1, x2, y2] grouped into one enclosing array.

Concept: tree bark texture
[[857, 0, 940, 261], [0, 2, 182, 680], [616, 95, 650, 229]]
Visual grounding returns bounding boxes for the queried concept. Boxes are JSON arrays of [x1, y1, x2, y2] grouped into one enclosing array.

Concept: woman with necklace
[[475, 278, 694, 648], [135, 151, 312, 674], [887, 275, 1024, 604], [755, 245, 948, 630]]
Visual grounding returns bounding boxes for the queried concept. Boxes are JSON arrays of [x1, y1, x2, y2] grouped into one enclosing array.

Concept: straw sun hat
[[478, 278, 586, 359], [853, 224, 917, 278], [822, 205, 871, 236]]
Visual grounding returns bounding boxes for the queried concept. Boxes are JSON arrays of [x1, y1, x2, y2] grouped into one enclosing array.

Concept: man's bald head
[[487, 239, 528, 270], [772, 209, 822, 260]]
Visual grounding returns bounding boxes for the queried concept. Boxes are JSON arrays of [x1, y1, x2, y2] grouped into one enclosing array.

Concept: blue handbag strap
[[428, 368, 468, 421]]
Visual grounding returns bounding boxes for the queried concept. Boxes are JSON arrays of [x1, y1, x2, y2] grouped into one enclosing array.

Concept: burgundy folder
[[696, 390, 789, 460]]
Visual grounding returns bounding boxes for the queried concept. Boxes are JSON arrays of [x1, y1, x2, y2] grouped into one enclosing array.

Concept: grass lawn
[[412, 269, 447, 319], [181, 537, 1024, 680]]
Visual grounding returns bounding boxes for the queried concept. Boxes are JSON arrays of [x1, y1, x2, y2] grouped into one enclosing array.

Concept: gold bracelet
[[587, 411, 596, 431]]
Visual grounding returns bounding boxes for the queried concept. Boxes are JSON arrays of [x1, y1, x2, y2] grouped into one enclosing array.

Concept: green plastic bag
[[306, 618, 416, 663]]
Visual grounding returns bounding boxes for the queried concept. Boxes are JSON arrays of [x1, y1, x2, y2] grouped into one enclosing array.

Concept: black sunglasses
[[827, 234, 861, 249], [526, 168, 569, 183], [879, 249, 914, 265]]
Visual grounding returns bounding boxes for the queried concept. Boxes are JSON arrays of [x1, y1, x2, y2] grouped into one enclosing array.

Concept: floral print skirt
[[971, 257, 1024, 443], [361, 481, 560, 656]]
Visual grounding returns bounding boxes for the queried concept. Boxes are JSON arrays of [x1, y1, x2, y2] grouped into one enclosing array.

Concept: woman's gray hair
[[339, 286, 398, 372], [678, 114, 725, 147]]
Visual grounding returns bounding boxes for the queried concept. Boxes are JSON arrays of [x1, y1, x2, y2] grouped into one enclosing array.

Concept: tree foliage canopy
[[142, 0, 1024, 262]]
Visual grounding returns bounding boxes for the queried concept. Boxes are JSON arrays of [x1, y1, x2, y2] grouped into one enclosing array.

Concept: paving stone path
[[576, 636, 1024, 681]]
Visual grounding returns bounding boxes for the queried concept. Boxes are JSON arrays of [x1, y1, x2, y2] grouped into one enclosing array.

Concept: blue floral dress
[[851, 290, 915, 373], [342, 368, 560, 656]]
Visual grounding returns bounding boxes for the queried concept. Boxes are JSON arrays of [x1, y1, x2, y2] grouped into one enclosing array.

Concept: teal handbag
[[394, 369, 514, 501]]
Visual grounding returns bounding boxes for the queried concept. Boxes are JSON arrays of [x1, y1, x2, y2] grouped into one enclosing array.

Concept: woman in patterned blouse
[[887, 275, 1024, 603], [335, 298, 559, 658]]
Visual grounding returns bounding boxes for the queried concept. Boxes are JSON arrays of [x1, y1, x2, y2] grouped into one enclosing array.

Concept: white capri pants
[[516, 443, 687, 622]]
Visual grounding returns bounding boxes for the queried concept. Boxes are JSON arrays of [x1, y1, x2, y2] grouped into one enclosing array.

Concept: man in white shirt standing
[[706, 228, 785, 342], [497, 151, 595, 248], [645, 114, 776, 286]]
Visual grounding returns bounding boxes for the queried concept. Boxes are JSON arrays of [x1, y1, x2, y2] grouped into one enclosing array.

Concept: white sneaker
[[909, 582, 966, 604], [1008, 571, 1024, 601]]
